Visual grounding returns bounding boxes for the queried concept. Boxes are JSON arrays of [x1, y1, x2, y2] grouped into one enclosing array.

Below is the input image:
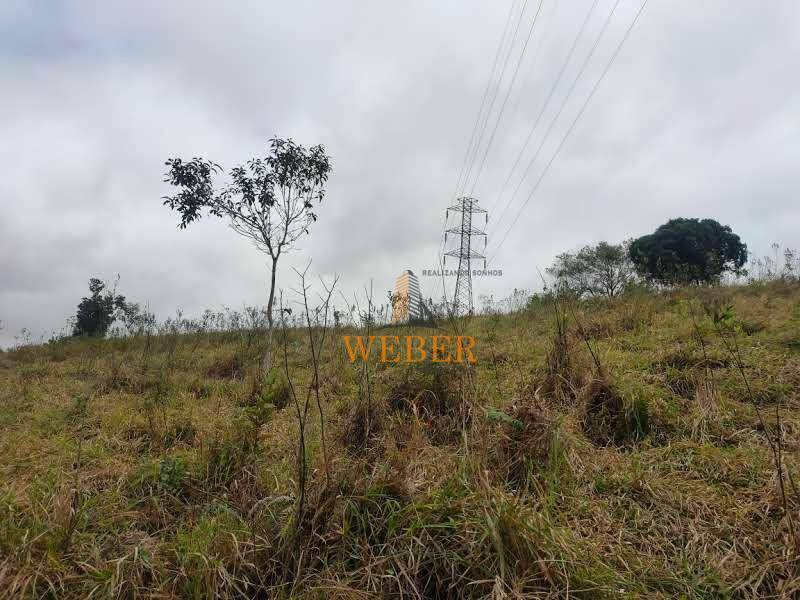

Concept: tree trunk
[[262, 256, 279, 371], [267, 255, 278, 327]]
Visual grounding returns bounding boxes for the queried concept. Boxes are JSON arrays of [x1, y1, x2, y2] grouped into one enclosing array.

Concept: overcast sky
[[1, 0, 799, 346]]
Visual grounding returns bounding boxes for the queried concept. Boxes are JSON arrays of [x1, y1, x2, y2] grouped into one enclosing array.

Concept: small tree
[[629, 218, 747, 285], [118, 302, 157, 336], [162, 137, 332, 328], [547, 241, 635, 298], [73, 278, 126, 337]]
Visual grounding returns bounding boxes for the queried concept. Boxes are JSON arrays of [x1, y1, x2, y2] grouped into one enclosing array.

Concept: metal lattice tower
[[444, 197, 487, 314]]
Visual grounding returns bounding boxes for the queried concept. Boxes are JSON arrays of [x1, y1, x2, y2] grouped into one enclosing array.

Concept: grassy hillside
[[1, 282, 800, 598]]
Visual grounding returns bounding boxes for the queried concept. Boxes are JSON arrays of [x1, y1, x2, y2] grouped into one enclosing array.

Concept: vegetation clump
[[338, 397, 385, 454], [489, 401, 553, 488], [579, 376, 643, 446], [242, 367, 290, 427], [205, 352, 245, 380], [385, 360, 473, 444]]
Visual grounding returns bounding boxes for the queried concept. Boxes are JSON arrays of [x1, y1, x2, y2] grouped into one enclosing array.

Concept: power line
[[437, 0, 539, 307], [489, 0, 649, 263], [450, 0, 519, 203], [490, 0, 623, 237], [433, 0, 519, 302], [458, 0, 530, 199], [466, 0, 546, 197], [487, 0, 600, 215], [503, 0, 559, 123]]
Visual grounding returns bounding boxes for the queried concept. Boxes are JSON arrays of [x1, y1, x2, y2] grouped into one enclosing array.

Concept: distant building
[[391, 270, 422, 323]]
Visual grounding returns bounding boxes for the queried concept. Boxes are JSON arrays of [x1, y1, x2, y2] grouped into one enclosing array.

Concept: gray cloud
[[1, 0, 799, 345]]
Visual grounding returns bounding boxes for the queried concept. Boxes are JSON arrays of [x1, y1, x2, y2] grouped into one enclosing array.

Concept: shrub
[[130, 454, 192, 497]]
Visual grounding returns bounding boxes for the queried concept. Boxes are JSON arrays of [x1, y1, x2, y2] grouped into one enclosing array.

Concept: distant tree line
[[548, 217, 749, 298], [68, 216, 785, 338]]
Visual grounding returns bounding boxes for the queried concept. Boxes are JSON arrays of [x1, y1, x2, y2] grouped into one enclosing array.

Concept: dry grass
[[1, 281, 800, 598]]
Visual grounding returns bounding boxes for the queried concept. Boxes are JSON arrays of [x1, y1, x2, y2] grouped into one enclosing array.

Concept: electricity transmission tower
[[444, 197, 487, 314]]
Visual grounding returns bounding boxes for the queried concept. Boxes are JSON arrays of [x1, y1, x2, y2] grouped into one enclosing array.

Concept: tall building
[[391, 270, 422, 323]]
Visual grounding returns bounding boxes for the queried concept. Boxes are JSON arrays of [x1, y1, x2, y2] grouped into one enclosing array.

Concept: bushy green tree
[[547, 241, 635, 298], [72, 278, 126, 337], [629, 218, 747, 285]]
